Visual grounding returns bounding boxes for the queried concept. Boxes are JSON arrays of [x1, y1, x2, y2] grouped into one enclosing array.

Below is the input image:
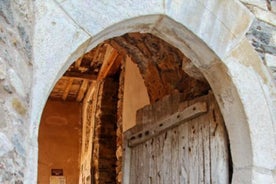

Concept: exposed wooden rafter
[[97, 44, 121, 81], [76, 80, 89, 102], [50, 43, 123, 102], [63, 71, 97, 81], [62, 78, 74, 100]]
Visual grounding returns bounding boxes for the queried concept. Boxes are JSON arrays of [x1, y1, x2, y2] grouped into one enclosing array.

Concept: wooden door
[[123, 94, 230, 184]]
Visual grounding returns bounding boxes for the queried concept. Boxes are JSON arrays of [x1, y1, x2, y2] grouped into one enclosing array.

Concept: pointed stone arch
[[29, 0, 276, 183]]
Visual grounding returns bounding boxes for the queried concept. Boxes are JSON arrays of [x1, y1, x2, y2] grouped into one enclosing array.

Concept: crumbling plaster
[[7, 0, 273, 183]]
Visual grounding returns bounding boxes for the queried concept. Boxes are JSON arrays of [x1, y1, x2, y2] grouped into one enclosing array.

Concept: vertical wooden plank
[[122, 140, 131, 184], [162, 130, 172, 184], [143, 139, 149, 184], [135, 146, 140, 184], [155, 135, 162, 184], [129, 147, 137, 184], [129, 148, 134, 183], [126, 93, 229, 184], [150, 137, 157, 184], [197, 112, 205, 184], [139, 142, 146, 184], [193, 96, 209, 184], [188, 118, 199, 184], [144, 138, 153, 184], [209, 95, 229, 184], [203, 109, 211, 184], [138, 145, 143, 184], [171, 126, 179, 184], [136, 146, 141, 184], [62, 78, 73, 100], [136, 145, 142, 184], [178, 120, 189, 184]]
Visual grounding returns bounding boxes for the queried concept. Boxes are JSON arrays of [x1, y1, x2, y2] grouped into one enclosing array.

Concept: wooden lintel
[[63, 71, 97, 81], [97, 45, 120, 81], [76, 80, 89, 102], [125, 101, 208, 147], [62, 78, 74, 101]]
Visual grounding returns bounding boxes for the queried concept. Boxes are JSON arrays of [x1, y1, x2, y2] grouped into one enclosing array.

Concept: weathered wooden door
[[123, 93, 230, 184]]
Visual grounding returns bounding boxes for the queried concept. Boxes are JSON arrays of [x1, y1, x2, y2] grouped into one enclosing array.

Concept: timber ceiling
[[49, 33, 209, 102], [49, 43, 121, 102]]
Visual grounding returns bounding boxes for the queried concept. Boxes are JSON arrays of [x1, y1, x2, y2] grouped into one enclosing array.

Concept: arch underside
[[30, 1, 276, 183]]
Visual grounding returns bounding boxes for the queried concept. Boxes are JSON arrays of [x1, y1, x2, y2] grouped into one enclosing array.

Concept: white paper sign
[[50, 176, 66, 184]]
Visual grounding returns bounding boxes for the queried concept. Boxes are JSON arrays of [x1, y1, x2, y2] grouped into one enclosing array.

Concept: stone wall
[[80, 69, 122, 184], [116, 64, 125, 184], [108, 33, 210, 103], [0, 0, 33, 183], [240, 0, 276, 83], [0, 0, 275, 183]]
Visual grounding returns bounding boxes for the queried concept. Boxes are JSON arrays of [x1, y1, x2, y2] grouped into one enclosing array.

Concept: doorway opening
[[38, 32, 232, 184]]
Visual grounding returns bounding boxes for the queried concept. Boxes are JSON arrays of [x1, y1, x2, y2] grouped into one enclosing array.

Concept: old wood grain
[[124, 93, 230, 184], [126, 102, 208, 147]]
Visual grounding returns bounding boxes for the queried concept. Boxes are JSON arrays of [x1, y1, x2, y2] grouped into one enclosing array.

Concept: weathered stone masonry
[[242, 0, 276, 83], [91, 76, 119, 184], [108, 33, 210, 103], [0, 0, 276, 183], [0, 1, 33, 183], [116, 63, 125, 184]]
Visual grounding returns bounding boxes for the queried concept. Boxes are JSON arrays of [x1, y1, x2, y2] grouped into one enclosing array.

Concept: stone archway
[[29, 0, 276, 183]]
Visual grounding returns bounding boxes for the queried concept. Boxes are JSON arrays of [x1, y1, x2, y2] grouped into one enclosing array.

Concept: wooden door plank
[[203, 111, 211, 184], [136, 146, 141, 184], [126, 102, 207, 147], [138, 143, 145, 184], [162, 130, 172, 184], [143, 140, 151, 184], [178, 121, 189, 184], [155, 135, 162, 184], [171, 126, 179, 184], [197, 114, 205, 184], [149, 138, 156, 184], [129, 147, 137, 183], [124, 93, 230, 184], [209, 95, 229, 184], [188, 118, 199, 184], [122, 137, 131, 184]]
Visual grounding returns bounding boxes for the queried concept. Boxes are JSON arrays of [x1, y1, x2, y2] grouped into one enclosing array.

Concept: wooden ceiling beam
[[97, 44, 121, 81], [62, 78, 74, 101], [76, 80, 89, 102], [63, 71, 97, 81]]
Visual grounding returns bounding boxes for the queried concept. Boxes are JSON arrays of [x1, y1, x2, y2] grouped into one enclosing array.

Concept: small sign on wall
[[51, 169, 63, 176]]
